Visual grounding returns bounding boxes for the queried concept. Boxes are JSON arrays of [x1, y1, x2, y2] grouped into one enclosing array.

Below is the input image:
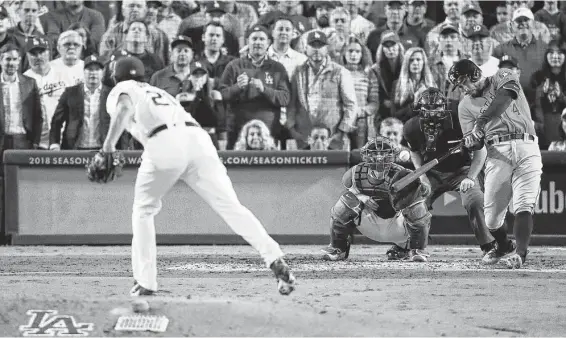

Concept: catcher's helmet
[[448, 59, 482, 90], [113, 56, 145, 83], [361, 136, 397, 179]]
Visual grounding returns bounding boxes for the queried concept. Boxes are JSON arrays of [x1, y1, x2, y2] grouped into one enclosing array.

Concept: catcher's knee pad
[[401, 199, 431, 229], [331, 191, 363, 226]]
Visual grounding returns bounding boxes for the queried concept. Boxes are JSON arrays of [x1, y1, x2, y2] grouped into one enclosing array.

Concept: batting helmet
[[113, 56, 145, 83], [448, 59, 482, 90]]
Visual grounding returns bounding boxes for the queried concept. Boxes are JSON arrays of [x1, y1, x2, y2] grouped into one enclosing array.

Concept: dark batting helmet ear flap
[[448, 59, 482, 87]]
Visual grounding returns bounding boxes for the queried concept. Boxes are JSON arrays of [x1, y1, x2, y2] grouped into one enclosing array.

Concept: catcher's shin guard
[[402, 200, 432, 250]]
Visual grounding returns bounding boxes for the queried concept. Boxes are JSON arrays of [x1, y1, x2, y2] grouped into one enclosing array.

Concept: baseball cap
[[387, 0, 404, 7], [171, 35, 193, 49], [109, 49, 130, 62], [307, 30, 328, 48], [26, 36, 49, 53], [462, 2, 482, 15], [246, 24, 270, 39], [114, 56, 145, 81], [84, 55, 104, 69], [467, 24, 489, 39], [513, 7, 534, 21], [499, 54, 518, 68], [380, 30, 401, 45], [439, 23, 459, 35], [407, 0, 426, 5], [0, 6, 9, 19], [191, 61, 208, 75], [205, 1, 225, 15]]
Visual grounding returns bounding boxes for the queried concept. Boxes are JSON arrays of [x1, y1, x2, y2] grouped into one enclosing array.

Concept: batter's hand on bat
[[463, 123, 485, 150], [459, 177, 475, 193], [419, 178, 432, 197]]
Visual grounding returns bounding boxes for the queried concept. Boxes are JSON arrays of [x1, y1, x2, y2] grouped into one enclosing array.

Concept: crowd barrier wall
[[2, 150, 566, 246]]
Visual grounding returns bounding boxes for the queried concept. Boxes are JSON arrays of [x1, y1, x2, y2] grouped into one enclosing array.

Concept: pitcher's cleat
[[130, 281, 155, 296], [386, 245, 410, 260], [482, 240, 516, 265], [407, 249, 430, 262], [270, 258, 296, 296]]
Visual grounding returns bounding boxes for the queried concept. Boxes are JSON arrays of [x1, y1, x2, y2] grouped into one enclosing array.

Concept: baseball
[[131, 299, 150, 313], [398, 150, 410, 162]]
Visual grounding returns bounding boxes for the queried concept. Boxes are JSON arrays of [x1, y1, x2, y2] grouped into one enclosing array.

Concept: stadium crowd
[[0, 0, 566, 154]]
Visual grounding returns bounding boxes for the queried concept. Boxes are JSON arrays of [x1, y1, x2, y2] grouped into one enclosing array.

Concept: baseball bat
[[390, 143, 463, 193]]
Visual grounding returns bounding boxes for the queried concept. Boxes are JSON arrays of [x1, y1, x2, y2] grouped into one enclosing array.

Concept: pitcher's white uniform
[[106, 80, 285, 291]]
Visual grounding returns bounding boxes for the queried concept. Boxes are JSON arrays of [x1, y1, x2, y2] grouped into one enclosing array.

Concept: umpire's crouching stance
[[450, 59, 543, 269]]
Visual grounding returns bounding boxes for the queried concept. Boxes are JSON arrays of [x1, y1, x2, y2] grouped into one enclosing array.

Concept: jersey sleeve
[[458, 98, 475, 135], [492, 68, 520, 99], [106, 81, 135, 118]]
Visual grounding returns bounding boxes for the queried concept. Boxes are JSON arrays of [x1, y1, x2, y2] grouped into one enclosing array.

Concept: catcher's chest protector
[[353, 163, 394, 200]]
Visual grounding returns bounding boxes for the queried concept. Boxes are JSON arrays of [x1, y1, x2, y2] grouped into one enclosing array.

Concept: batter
[[101, 56, 296, 296], [451, 59, 542, 269]]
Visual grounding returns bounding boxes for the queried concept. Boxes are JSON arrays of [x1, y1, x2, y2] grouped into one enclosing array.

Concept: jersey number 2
[[147, 90, 171, 106]]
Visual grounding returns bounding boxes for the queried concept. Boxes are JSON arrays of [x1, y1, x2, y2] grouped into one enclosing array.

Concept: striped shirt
[[1, 74, 25, 135], [77, 85, 102, 149]]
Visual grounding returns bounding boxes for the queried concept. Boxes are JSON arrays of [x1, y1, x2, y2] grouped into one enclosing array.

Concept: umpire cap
[[113, 56, 145, 82], [448, 59, 482, 91]]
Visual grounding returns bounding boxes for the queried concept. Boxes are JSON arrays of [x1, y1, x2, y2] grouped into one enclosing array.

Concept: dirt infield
[[1, 245, 565, 337]]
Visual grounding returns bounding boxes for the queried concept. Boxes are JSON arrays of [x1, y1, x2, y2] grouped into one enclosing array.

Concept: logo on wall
[[265, 72, 273, 85], [19, 310, 94, 337]]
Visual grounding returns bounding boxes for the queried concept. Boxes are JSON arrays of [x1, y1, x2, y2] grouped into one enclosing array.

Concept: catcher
[[403, 88, 495, 260], [321, 136, 432, 262]]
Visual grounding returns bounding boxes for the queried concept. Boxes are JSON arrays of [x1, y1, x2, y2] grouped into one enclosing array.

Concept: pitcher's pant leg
[[132, 157, 184, 291], [183, 153, 284, 268]]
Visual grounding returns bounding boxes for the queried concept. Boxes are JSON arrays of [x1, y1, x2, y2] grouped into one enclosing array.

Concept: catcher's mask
[[360, 136, 397, 180], [448, 59, 482, 92], [415, 88, 453, 152]]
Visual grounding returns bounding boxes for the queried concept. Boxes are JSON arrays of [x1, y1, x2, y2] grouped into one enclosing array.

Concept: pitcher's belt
[[486, 133, 535, 146], [148, 121, 199, 138]]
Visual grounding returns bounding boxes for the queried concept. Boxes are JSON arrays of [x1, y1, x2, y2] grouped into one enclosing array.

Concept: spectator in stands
[[342, 0, 375, 44], [326, 7, 352, 62], [294, 1, 335, 54], [100, 0, 169, 66], [9, 0, 44, 72], [393, 47, 435, 123], [534, 0, 564, 42], [0, 43, 42, 151], [548, 109, 566, 151], [50, 30, 84, 87], [156, 0, 182, 44], [221, 0, 258, 36], [267, 16, 307, 79], [429, 23, 462, 113], [233, 119, 278, 151], [339, 34, 378, 149], [490, 0, 551, 44], [278, 0, 311, 34], [286, 30, 357, 150], [0, 6, 18, 53], [531, 41, 566, 149], [369, 30, 405, 129], [366, 1, 422, 63], [493, 8, 548, 103], [149, 35, 193, 97], [196, 22, 235, 88], [258, 0, 277, 17], [178, 2, 240, 57], [144, 0, 172, 66], [23, 36, 64, 150], [404, 0, 435, 47], [307, 125, 331, 150], [379, 117, 404, 146], [219, 24, 290, 149], [176, 61, 225, 150], [120, 19, 165, 82], [467, 24, 499, 77], [40, 0, 105, 52], [494, 1, 510, 26], [459, 2, 499, 60], [426, 0, 462, 57], [68, 22, 97, 59], [49, 55, 111, 151]]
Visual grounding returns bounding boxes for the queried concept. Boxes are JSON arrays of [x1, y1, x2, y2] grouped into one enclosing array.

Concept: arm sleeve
[[458, 100, 475, 135], [260, 63, 291, 107], [219, 62, 242, 100], [49, 88, 68, 145]]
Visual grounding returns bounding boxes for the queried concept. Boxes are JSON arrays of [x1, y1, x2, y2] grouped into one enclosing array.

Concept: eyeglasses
[[63, 42, 81, 48], [333, 18, 347, 24]]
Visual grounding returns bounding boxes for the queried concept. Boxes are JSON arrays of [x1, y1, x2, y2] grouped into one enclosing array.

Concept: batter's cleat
[[321, 244, 349, 261], [270, 258, 296, 296], [386, 245, 410, 260], [482, 240, 517, 265], [407, 249, 430, 262], [130, 281, 155, 296], [504, 253, 524, 269]]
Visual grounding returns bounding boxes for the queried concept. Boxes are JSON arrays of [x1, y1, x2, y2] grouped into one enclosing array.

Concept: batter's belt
[[148, 121, 200, 138], [486, 133, 536, 146]]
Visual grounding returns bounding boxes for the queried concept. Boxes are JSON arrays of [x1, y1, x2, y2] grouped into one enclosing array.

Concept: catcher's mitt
[[389, 170, 427, 211], [86, 151, 126, 183]]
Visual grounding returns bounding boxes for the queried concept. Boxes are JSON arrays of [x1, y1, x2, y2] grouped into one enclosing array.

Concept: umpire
[[403, 88, 495, 259]]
